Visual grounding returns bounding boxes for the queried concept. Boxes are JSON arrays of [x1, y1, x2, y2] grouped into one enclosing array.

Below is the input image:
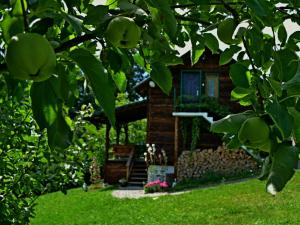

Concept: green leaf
[[30, 79, 59, 130], [150, 62, 172, 95], [288, 108, 300, 143], [278, 24, 287, 45], [246, 0, 270, 17], [246, 0, 273, 25], [64, 14, 82, 34], [258, 156, 271, 181], [266, 101, 293, 140], [106, 0, 118, 9], [47, 109, 72, 150], [268, 78, 282, 97], [161, 9, 177, 40], [211, 111, 254, 135], [112, 71, 127, 92], [191, 44, 205, 66], [219, 46, 241, 65], [267, 143, 299, 194], [70, 48, 116, 126], [229, 63, 251, 88], [203, 33, 219, 54], [217, 18, 237, 45], [271, 49, 298, 82], [84, 5, 109, 26], [147, 1, 177, 40], [1, 14, 24, 42], [231, 87, 254, 100], [282, 62, 300, 96]]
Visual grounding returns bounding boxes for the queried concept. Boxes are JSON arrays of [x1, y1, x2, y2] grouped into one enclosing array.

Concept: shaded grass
[[31, 172, 300, 225]]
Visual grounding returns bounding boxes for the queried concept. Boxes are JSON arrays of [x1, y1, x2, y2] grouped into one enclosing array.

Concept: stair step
[[131, 173, 147, 177], [132, 168, 147, 172], [128, 181, 145, 186], [130, 176, 147, 180]]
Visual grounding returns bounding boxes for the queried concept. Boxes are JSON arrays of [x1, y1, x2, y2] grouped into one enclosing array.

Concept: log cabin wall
[[145, 50, 239, 165], [146, 85, 175, 164]]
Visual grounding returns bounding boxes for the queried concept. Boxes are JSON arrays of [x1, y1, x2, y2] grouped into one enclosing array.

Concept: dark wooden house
[[91, 49, 237, 184]]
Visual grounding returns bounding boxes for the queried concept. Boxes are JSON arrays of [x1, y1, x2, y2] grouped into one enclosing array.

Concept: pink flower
[[160, 181, 168, 188]]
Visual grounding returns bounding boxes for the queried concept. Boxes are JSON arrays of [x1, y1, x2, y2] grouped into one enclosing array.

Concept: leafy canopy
[[0, 0, 300, 206]]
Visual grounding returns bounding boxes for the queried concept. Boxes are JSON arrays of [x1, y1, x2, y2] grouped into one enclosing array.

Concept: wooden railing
[[125, 149, 135, 181]]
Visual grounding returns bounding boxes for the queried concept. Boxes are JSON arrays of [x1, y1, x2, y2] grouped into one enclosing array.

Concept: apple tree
[[0, 0, 300, 222]]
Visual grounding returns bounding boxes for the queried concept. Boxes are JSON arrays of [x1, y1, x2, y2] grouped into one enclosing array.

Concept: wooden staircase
[[128, 159, 147, 186]]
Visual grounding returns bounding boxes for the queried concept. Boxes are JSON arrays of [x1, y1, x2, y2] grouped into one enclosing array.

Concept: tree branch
[[276, 7, 300, 21], [21, 0, 29, 32], [171, 2, 244, 8], [54, 33, 96, 53], [175, 15, 211, 26]]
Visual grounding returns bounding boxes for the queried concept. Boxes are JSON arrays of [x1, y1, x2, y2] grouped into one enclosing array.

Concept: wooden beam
[[174, 116, 179, 175], [116, 123, 121, 145], [105, 123, 111, 162], [124, 123, 129, 144]]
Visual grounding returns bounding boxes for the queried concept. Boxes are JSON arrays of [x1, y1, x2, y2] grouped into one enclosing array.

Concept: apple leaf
[[191, 43, 205, 66], [203, 33, 219, 54], [258, 156, 271, 181], [266, 100, 293, 140], [288, 108, 300, 143], [268, 77, 282, 97], [112, 71, 127, 93], [70, 48, 116, 126], [219, 46, 241, 65], [282, 62, 300, 96], [271, 49, 298, 82], [266, 143, 299, 194], [217, 18, 237, 45], [1, 13, 24, 42], [47, 107, 72, 150], [30, 78, 59, 130], [150, 62, 172, 95], [84, 5, 108, 26], [211, 111, 254, 135], [278, 24, 287, 45], [229, 63, 252, 88]]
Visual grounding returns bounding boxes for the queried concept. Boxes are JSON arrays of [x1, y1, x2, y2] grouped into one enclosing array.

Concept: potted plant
[[144, 144, 174, 183]]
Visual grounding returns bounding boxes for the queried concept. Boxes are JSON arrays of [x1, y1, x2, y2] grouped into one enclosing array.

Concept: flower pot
[[147, 165, 174, 183]]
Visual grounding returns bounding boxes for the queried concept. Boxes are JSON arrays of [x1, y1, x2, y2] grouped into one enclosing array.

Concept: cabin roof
[[89, 100, 147, 125]]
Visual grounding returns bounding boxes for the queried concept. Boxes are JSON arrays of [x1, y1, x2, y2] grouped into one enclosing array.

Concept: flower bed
[[144, 180, 169, 194]]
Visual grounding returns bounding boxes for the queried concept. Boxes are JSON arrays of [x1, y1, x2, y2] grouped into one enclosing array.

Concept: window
[[181, 71, 202, 103], [205, 73, 219, 98]]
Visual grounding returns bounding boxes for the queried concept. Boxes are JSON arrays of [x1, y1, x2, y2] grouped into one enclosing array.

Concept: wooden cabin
[[91, 49, 238, 184]]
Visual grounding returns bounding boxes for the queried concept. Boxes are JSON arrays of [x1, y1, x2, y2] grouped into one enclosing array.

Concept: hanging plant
[[191, 117, 201, 151]]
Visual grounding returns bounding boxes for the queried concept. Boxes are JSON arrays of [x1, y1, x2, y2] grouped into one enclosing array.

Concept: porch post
[[105, 123, 111, 162], [174, 116, 179, 173], [116, 123, 121, 145], [124, 123, 129, 144]]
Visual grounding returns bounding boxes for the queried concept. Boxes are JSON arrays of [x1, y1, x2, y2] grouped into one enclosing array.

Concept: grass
[[30, 172, 300, 225]]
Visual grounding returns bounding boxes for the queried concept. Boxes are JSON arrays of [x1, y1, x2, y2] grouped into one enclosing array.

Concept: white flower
[[146, 143, 150, 147], [143, 152, 147, 156]]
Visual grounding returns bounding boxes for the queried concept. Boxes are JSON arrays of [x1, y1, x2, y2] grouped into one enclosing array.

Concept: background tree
[[0, 0, 300, 223]]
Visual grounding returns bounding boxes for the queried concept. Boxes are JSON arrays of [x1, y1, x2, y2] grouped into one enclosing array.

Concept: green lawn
[[31, 173, 300, 225]]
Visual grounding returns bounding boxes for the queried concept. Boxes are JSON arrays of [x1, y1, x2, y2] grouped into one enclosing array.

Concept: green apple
[[238, 117, 271, 151], [6, 33, 56, 82], [105, 16, 141, 48]]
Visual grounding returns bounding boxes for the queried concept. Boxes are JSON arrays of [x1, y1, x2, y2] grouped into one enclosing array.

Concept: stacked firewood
[[177, 146, 259, 181]]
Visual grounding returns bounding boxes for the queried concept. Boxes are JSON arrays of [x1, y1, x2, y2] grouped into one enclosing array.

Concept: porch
[[90, 100, 148, 185]]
